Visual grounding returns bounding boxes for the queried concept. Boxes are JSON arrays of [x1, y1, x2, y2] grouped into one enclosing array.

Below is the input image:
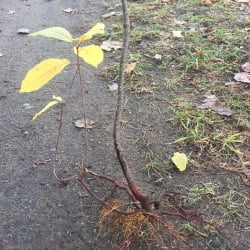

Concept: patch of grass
[[181, 183, 219, 206], [181, 182, 250, 220], [115, 0, 250, 167], [171, 102, 211, 146], [215, 188, 250, 219], [100, 0, 250, 246], [169, 97, 249, 164], [100, 63, 120, 82], [105, 22, 123, 40], [171, 101, 248, 160], [180, 222, 208, 237], [142, 153, 165, 177], [211, 131, 245, 158], [179, 30, 241, 74], [129, 1, 170, 24]]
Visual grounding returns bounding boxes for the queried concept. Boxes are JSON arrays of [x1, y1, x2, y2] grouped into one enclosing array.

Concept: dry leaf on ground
[[241, 62, 250, 73], [224, 81, 241, 88], [101, 11, 117, 19], [197, 94, 233, 116], [235, 0, 250, 3], [100, 40, 122, 51], [173, 19, 186, 26], [162, 0, 175, 3], [201, 0, 213, 6], [154, 54, 162, 60], [172, 30, 183, 38], [124, 63, 136, 74], [234, 72, 250, 83], [74, 118, 95, 129]]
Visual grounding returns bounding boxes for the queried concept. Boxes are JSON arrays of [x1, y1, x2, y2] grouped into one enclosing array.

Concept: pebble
[[17, 28, 30, 34], [108, 83, 118, 92], [23, 103, 33, 109]]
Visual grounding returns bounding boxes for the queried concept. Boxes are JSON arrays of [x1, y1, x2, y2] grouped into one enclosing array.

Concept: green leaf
[[32, 95, 62, 120], [30, 27, 73, 42], [20, 58, 70, 93], [171, 152, 188, 172], [74, 45, 103, 68], [75, 23, 105, 44]]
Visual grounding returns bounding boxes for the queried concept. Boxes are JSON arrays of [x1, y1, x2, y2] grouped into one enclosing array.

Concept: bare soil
[[0, 0, 249, 250]]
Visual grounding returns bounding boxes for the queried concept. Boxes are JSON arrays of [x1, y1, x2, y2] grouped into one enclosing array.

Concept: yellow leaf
[[74, 45, 103, 68], [29, 27, 73, 42], [171, 152, 188, 172], [75, 23, 105, 44], [32, 95, 62, 120], [20, 59, 70, 93]]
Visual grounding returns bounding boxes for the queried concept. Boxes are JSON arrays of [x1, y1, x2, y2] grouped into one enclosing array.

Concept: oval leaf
[[20, 58, 70, 93], [171, 152, 188, 172], [29, 27, 73, 42], [74, 45, 103, 68], [75, 23, 105, 44], [32, 96, 62, 120]]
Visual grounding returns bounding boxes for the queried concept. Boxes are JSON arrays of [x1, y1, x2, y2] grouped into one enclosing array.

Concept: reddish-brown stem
[[87, 169, 140, 208], [114, 0, 151, 210], [78, 176, 141, 215]]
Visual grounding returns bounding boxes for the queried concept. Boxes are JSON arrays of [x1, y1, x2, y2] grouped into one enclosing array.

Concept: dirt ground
[[0, 0, 249, 249]]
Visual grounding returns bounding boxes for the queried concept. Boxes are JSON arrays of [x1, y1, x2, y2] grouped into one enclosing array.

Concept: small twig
[[76, 47, 89, 168], [78, 175, 141, 215], [53, 67, 80, 182], [53, 104, 78, 182], [87, 169, 140, 208], [78, 177, 108, 207]]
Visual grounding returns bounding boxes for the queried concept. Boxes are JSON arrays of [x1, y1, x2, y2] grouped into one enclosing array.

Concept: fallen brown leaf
[[172, 30, 183, 38], [241, 62, 250, 73], [101, 11, 117, 19], [224, 81, 241, 88], [234, 72, 250, 83], [197, 94, 233, 116], [125, 63, 136, 74], [100, 40, 122, 51], [173, 19, 186, 26], [201, 0, 213, 6]]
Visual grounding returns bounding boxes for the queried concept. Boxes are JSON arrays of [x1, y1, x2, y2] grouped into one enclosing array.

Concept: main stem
[[114, 0, 151, 210]]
